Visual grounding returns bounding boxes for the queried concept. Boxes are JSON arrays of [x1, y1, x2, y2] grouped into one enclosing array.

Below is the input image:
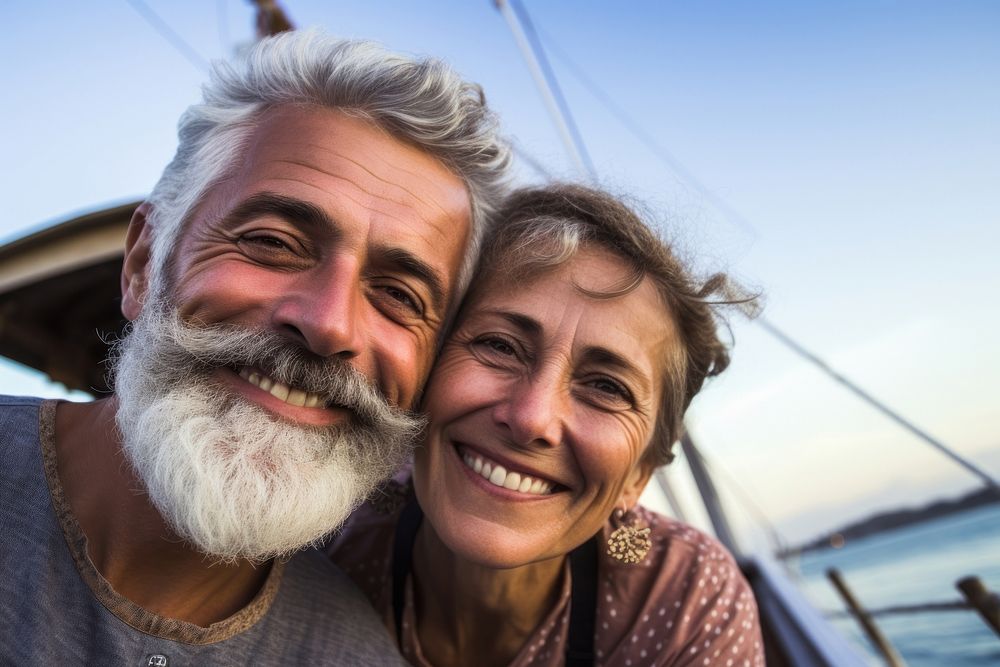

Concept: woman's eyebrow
[[486, 311, 542, 336], [582, 347, 650, 385]]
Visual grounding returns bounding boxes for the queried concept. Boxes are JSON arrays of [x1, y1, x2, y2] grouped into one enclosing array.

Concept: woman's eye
[[481, 337, 516, 356], [472, 335, 521, 361], [588, 377, 634, 405]]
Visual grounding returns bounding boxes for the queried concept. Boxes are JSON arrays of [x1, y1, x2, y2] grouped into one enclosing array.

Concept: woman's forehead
[[463, 250, 680, 362]]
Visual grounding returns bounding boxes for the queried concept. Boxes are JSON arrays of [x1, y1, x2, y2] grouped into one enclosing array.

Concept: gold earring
[[607, 505, 651, 564]]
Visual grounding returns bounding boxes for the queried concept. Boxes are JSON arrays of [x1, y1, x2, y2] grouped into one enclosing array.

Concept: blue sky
[[2, 0, 998, 543]]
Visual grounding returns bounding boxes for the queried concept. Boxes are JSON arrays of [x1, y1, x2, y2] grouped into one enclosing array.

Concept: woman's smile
[[454, 443, 559, 496]]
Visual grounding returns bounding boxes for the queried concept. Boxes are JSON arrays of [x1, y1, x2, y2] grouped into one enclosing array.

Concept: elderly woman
[[329, 185, 764, 666]]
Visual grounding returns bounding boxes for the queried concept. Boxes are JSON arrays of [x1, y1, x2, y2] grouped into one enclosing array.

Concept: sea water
[[792, 503, 1000, 666]]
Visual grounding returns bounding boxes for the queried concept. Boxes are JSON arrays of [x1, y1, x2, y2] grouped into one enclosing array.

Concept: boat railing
[[742, 556, 869, 666], [824, 568, 1000, 666]]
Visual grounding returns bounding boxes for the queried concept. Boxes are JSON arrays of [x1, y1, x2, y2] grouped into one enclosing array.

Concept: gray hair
[[145, 28, 511, 299]]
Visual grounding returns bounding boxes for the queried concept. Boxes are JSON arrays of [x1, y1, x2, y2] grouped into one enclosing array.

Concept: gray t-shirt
[[0, 396, 407, 666]]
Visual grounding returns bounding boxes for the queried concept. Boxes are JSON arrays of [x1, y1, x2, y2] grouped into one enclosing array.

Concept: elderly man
[[0, 29, 508, 664]]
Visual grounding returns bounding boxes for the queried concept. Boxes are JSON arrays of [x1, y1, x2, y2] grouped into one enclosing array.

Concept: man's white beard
[[113, 302, 423, 564]]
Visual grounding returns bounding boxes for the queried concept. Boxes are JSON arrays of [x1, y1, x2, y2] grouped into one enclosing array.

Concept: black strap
[[391, 496, 424, 646], [390, 496, 597, 666], [566, 537, 598, 666]]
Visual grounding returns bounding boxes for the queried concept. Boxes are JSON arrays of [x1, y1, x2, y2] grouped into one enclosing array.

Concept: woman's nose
[[493, 373, 568, 448], [270, 258, 365, 359]]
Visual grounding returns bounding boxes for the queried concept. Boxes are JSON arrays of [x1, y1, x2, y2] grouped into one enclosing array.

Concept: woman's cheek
[[575, 415, 648, 484]]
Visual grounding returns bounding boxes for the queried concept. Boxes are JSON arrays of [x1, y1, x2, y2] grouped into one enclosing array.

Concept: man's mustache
[[114, 308, 423, 432]]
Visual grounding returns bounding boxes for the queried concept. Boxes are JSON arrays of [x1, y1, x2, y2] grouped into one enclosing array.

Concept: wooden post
[[956, 576, 1000, 637], [826, 568, 905, 667]]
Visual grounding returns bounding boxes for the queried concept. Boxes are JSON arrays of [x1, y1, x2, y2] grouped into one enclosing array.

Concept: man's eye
[[239, 233, 298, 256], [250, 236, 289, 250], [237, 232, 314, 269], [383, 285, 423, 315]]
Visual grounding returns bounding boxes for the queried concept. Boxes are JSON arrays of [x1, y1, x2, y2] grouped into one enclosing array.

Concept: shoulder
[[265, 548, 406, 664], [0, 395, 44, 429], [0, 397, 50, 490], [596, 507, 763, 666], [643, 507, 740, 573], [280, 548, 384, 618], [0, 395, 45, 406]]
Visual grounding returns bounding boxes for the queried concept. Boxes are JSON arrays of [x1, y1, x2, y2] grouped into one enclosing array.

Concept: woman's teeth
[[238, 367, 324, 408], [461, 450, 554, 495]]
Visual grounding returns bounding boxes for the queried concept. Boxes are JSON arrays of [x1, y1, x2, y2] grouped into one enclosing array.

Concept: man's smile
[[214, 366, 350, 427], [238, 366, 325, 408]]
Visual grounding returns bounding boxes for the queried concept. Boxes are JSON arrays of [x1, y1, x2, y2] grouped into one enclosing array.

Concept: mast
[[247, 0, 295, 38], [494, 0, 596, 181]]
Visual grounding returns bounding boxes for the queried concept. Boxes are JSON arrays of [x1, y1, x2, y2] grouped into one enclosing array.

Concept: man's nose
[[493, 371, 567, 449], [270, 258, 365, 359]]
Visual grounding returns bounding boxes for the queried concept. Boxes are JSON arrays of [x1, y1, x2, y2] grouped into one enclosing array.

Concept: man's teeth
[[461, 451, 553, 496], [238, 367, 324, 408]]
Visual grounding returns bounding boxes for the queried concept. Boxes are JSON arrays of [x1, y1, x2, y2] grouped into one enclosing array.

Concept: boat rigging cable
[[494, 0, 597, 182], [496, 0, 1000, 491], [125, 0, 210, 72]]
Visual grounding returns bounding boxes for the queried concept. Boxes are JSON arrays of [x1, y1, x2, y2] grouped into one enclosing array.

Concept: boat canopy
[[0, 202, 137, 393]]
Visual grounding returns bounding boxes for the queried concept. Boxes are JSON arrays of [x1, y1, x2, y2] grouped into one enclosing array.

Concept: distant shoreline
[[779, 487, 1000, 557]]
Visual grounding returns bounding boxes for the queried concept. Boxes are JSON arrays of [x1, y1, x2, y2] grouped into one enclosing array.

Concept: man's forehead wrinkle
[[268, 140, 465, 226], [260, 167, 456, 248], [338, 140, 468, 223]]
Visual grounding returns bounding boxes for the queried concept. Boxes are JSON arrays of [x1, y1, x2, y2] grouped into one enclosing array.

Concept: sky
[[1, 0, 998, 545]]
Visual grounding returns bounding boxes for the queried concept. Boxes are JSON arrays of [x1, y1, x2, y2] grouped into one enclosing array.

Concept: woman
[[329, 185, 764, 666]]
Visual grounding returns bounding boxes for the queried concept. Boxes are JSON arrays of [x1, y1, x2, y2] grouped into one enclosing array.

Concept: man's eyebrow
[[374, 246, 447, 315], [221, 193, 334, 233]]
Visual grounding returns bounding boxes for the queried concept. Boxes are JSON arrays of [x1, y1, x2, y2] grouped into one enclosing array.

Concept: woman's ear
[[121, 202, 155, 321], [620, 458, 656, 509]]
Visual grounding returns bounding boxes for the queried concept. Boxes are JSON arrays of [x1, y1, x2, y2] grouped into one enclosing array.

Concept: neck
[[411, 521, 565, 667], [54, 398, 270, 627]]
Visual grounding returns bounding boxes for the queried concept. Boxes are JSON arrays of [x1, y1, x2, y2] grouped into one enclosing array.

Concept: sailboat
[[2, 1, 997, 664]]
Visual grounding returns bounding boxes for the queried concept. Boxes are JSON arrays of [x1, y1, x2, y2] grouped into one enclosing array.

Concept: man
[[0, 29, 509, 664]]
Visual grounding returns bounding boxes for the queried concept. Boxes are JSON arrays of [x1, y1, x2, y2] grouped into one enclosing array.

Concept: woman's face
[[413, 247, 678, 568]]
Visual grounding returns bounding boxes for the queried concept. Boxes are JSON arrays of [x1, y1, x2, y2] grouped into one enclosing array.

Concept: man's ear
[[121, 202, 155, 321], [620, 458, 656, 509]]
